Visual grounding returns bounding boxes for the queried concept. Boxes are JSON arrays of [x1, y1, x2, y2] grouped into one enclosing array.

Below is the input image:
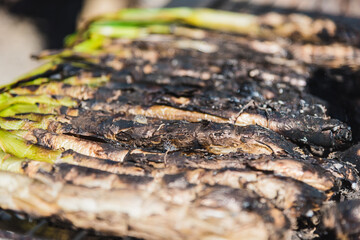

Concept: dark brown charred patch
[[341, 143, 360, 171], [323, 199, 360, 238], [20, 84, 41, 92], [319, 158, 360, 189], [244, 175, 326, 218], [162, 173, 193, 189], [55, 163, 153, 187], [63, 133, 108, 144], [196, 186, 263, 211]]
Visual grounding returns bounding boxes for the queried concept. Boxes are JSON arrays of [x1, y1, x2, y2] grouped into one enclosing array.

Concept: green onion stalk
[[0, 93, 78, 112], [0, 104, 65, 118], [0, 128, 124, 174], [0, 149, 29, 173], [0, 128, 61, 163], [69, 8, 259, 47]]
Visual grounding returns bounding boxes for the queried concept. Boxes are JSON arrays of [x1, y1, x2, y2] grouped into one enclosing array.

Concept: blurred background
[[0, 0, 359, 84], [0, 0, 170, 84]]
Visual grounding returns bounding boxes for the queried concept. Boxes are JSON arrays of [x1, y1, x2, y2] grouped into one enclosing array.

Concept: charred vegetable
[[0, 7, 359, 240]]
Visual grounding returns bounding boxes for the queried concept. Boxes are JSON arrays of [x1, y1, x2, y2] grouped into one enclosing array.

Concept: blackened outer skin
[[52, 111, 302, 157], [323, 199, 360, 238], [115, 121, 301, 156], [270, 112, 352, 149], [341, 143, 360, 171]]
